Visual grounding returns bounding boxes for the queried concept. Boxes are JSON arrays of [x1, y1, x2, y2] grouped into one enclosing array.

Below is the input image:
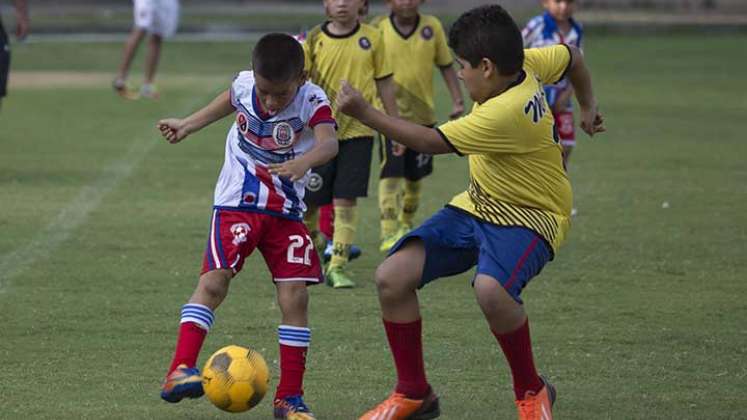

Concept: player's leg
[[162, 209, 258, 403], [304, 161, 334, 253], [140, 34, 163, 99], [471, 224, 555, 419], [259, 217, 322, 419], [112, 28, 145, 99], [0, 20, 10, 112], [399, 144, 434, 231], [327, 137, 374, 287], [361, 207, 478, 419], [555, 111, 577, 216], [378, 135, 405, 251]]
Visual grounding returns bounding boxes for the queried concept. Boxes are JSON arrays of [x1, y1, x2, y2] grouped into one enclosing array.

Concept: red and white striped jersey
[[213, 71, 335, 220]]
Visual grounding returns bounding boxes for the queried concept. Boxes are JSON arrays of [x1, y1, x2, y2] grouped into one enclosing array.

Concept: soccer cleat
[[160, 364, 204, 403], [515, 375, 556, 420], [325, 266, 355, 288], [379, 226, 409, 253], [359, 389, 440, 420], [112, 78, 139, 100], [139, 84, 160, 100], [322, 239, 362, 263], [273, 395, 316, 419]]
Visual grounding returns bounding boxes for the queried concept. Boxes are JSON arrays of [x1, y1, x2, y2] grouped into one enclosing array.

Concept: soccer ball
[[202, 345, 270, 413]]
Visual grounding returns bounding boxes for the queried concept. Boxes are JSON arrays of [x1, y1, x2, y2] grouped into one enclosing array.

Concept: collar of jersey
[[389, 13, 420, 40], [322, 21, 361, 39]]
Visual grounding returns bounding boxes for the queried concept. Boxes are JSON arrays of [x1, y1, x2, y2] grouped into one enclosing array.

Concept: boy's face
[[455, 57, 487, 104], [388, 0, 421, 19], [324, 0, 364, 23], [254, 73, 305, 115], [543, 0, 575, 22]]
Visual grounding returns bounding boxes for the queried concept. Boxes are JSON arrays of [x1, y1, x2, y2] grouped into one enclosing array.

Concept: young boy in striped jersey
[[337, 5, 604, 419], [299, 0, 400, 288], [371, 0, 464, 252], [156, 33, 338, 420]]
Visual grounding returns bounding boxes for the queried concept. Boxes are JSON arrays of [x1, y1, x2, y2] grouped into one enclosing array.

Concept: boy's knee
[[375, 258, 418, 297]]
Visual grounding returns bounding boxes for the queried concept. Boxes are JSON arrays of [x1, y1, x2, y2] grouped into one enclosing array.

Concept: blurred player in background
[[337, 4, 604, 419], [371, 0, 463, 253], [0, 0, 29, 111], [113, 0, 180, 100], [523, 0, 583, 215], [156, 33, 337, 420], [299, 0, 399, 288]]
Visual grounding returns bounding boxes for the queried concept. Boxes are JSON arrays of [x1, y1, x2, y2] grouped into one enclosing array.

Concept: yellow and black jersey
[[302, 22, 392, 140], [371, 13, 452, 125], [437, 45, 573, 252]]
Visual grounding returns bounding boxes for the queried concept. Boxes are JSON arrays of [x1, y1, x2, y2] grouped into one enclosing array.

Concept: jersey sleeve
[[372, 29, 393, 80], [433, 19, 453, 67], [436, 103, 522, 155], [521, 15, 543, 48], [301, 83, 336, 128], [230, 71, 253, 108], [523, 45, 572, 85]]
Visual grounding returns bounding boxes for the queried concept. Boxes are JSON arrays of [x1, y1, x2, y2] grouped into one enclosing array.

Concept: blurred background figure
[[0, 0, 29, 111], [112, 0, 180, 100]]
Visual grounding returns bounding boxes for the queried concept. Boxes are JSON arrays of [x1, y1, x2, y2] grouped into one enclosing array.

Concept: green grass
[[1, 34, 746, 419]]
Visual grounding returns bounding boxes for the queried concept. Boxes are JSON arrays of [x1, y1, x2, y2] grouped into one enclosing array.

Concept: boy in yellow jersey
[[301, 0, 399, 288], [371, 0, 464, 253], [337, 5, 604, 419]]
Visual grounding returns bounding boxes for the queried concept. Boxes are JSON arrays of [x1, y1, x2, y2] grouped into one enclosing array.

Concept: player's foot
[[140, 84, 160, 100], [325, 266, 355, 289], [379, 226, 408, 253], [515, 375, 556, 420], [273, 395, 316, 419], [322, 240, 362, 263], [359, 388, 440, 420], [112, 78, 139, 100], [160, 364, 204, 403]]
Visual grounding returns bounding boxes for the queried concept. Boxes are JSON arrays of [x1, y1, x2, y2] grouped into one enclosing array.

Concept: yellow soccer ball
[[202, 345, 270, 413]]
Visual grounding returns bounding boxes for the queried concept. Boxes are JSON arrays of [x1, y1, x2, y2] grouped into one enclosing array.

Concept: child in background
[[523, 0, 583, 215], [156, 33, 337, 420], [300, 0, 399, 288], [371, 0, 463, 252]]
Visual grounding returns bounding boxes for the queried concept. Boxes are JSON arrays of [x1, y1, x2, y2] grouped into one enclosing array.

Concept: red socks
[[493, 318, 543, 400], [275, 344, 308, 399], [168, 322, 207, 373], [319, 203, 334, 239], [383, 318, 430, 399]]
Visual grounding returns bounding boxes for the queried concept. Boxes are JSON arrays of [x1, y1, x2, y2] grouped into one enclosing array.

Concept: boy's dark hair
[[448, 5, 524, 76], [252, 33, 305, 82]]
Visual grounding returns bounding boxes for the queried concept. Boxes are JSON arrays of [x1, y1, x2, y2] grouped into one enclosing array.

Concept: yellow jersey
[[371, 13, 453, 125], [302, 22, 392, 140], [437, 45, 573, 253]]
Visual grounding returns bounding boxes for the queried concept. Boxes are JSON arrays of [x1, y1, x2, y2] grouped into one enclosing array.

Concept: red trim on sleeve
[[309, 105, 336, 128]]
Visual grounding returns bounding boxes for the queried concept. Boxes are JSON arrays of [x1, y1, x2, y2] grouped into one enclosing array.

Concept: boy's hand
[[157, 118, 191, 144], [336, 81, 369, 119], [579, 105, 606, 137], [268, 159, 310, 182], [449, 101, 464, 119]]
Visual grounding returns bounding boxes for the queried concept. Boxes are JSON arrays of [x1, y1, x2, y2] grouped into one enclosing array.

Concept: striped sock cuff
[[180, 303, 215, 331], [278, 325, 311, 347]]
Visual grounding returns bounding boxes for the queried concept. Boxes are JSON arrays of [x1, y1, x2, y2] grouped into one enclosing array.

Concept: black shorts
[[378, 128, 434, 181], [304, 136, 373, 205], [0, 21, 9, 98]]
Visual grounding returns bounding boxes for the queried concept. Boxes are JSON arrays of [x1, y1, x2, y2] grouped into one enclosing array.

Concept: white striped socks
[[278, 325, 311, 347], [180, 303, 215, 331]]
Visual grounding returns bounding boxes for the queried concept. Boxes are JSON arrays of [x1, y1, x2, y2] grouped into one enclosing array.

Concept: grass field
[[1, 33, 746, 419]]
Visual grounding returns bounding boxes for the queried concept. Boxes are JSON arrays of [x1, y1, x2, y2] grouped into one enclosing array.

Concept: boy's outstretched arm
[[337, 81, 453, 155], [268, 123, 338, 181], [565, 46, 605, 136], [157, 90, 234, 144], [439, 65, 464, 119]]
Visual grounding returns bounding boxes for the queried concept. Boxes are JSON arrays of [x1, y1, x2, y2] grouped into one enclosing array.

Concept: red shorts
[[201, 208, 323, 284], [553, 111, 575, 147]]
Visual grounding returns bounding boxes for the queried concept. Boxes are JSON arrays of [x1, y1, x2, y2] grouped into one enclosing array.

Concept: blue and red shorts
[[202, 208, 323, 284], [389, 206, 552, 303]]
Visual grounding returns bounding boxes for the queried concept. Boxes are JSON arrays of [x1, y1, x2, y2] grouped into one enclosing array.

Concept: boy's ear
[[479, 57, 496, 79]]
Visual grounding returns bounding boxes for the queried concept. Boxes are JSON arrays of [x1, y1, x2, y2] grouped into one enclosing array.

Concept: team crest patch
[[237, 112, 249, 132], [243, 192, 256, 204], [306, 172, 323, 192], [358, 36, 371, 50], [421, 26, 433, 40], [230, 223, 251, 245], [272, 121, 295, 147]]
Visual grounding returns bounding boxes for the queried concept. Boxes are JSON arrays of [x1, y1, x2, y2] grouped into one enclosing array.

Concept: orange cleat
[[515, 376, 556, 420], [359, 389, 440, 420]]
